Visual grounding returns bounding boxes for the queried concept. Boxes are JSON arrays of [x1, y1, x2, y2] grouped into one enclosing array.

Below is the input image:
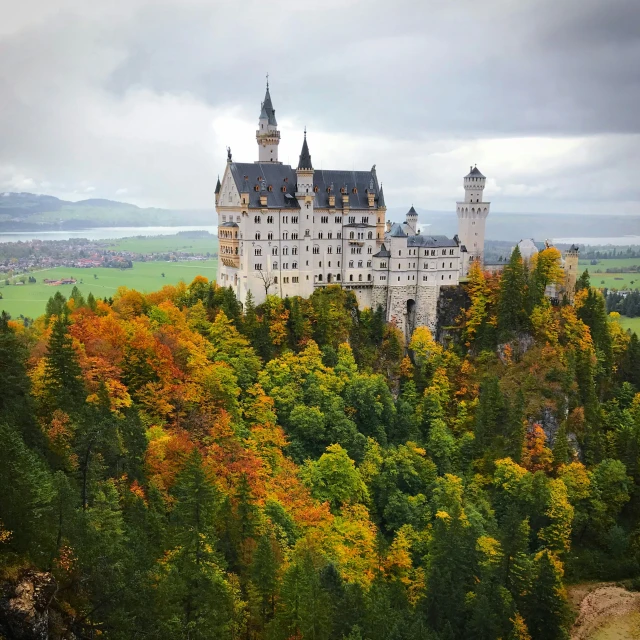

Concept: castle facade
[[215, 82, 490, 336]]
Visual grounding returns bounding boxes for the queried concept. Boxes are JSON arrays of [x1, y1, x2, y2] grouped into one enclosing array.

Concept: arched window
[[358, 274, 362, 281], [350, 274, 353, 281], [349, 260, 354, 268], [368, 231, 373, 239], [255, 232, 260, 240], [349, 231, 355, 239], [358, 261, 363, 268]]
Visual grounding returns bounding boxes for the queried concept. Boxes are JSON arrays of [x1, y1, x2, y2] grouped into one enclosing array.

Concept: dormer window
[[314, 186, 319, 193], [268, 185, 273, 192], [352, 187, 358, 194], [254, 185, 259, 191], [281, 186, 287, 192]]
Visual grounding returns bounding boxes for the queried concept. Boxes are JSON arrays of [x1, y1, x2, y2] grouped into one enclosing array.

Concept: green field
[[580, 258, 640, 270], [618, 315, 640, 335], [0, 260, 217, 319], [107, 234, 218, 255], [592, 272, 640, 290]]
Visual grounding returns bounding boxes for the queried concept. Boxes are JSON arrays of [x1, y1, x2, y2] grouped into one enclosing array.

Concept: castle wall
[[416, 284, 439, 331], [371, 285, 388, 313]]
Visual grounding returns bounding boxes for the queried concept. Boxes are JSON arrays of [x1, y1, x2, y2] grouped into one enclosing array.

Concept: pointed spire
[[261, 76, 277, 126], [378, 184, 386, 208], [408, 205, 417, 216], [297, 128, 313, 171], [215, 175, 221, 194]]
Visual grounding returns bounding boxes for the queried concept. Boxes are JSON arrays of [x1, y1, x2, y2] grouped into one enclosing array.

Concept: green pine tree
[[498, 246, 528, 340]]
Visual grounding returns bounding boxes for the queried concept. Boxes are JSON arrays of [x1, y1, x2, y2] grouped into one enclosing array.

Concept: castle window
[[337, 246, 341, 253], [431, 250, 436, 256], [254, 248, 262, 256], [399, 250, 402, 256], [313, 246, 320, 254], [292, 262, 298, 269], [449, 249, 454, 255], [367, 261, 372, 268], [328, 232, 333, 239], [442, 262, 445, 268], [283, 216, 288, 223], [368, 247, 372, 254], [337, 261, 340, 267], [350, 275, 353, 281], [442, 250, 446, 255], [267, 216, 273, 223], [349, 261, 354, 268], [349, 216, 355, 224], [314, 186, 319, 192], [273, 261, 278, 269], [358, 232, 363, 240], [283, 277, 289, 283], [362, 216, 368, 224], [380, 275, 386, 281], [283, 246, 289, 255], [321, 216, 328, 224], [380, 261, 387, 268], [328, 261, 331, 267], [292, 277, 299, 283], [398, 264, 401, 269], [367, 274, 371, 281], [358, 261, 363, 268], [255, 232, 261, 240], [283, 263, 288, 269], [337, 232, 342, 239], [282, 186, 287, 192], [318, 232, 323, 239], [327, 246, 332, 254], [367, 231, 372, 239], [254, 216, 260, 224], [352, 188, 358, 194], [318, 261, 322, 268], [335, 216, 342, 223], [336, 274, 341, 281], [292, 232, 298, 240], [350, 232, 355, 239], [268, 232, 273, 240], [273, 276, 278, 283], [292, 216, 298, 223], [254, 263, 262, 270], [423, 275, 427, 281], [449, 274, 452, 279], [272, 247, 278, 255], [441, 275, 444, 280], [254, 185, 259, 191], [268, 185, 273, 192], [359, 274, 362, 281], [398, 277, 400, 281], [292, 247, 298, 255], [222, 215, 226, 221], [450, 262, 452, 268]]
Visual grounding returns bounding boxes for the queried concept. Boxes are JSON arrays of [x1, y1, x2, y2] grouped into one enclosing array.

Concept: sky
[[1, 0, 639, 215]]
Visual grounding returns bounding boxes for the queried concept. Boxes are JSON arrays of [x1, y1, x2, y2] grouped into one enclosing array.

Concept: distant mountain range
[[0, 192, 214, 231], [1, 193, 637, 243]]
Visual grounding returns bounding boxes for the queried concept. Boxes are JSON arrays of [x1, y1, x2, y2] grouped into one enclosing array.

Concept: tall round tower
[[256, 78, 281, 163], [457, 165, 490, 276]]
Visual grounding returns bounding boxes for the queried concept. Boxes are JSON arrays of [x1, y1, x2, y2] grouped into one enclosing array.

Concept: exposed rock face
[[0, 571, 57, 640], [435, 285, 470, 345]]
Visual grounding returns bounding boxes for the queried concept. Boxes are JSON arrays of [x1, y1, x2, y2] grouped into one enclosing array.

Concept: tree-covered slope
[[1, 248, 639, 639]]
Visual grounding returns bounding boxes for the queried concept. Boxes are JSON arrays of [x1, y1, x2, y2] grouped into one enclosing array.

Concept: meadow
[[106, 234, 218, 255], [579, 258, 640, 270], [618, 315, 640, 335], [0, 260, 217, 319]]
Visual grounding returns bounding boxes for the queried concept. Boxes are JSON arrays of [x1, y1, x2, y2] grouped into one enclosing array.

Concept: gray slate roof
[[220, 221, 239, 228], [215, 176, 221, 194], [262, 87, 277, 126], [297, 133, 313, 170], [465, 166, 485, 178], [227, 162, 383, 210], [407, 234, 458, 248], [388, 222, 407, 237], [373, 243, 390, 258], [407, 205, 418, 216]]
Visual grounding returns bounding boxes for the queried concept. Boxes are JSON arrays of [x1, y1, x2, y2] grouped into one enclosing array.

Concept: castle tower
[[564, 244, 579, 302], [405, 205, 418, 235], [457, 165, 490, 276], [296, 130, 315, 297], [256, 78, 280, 163]]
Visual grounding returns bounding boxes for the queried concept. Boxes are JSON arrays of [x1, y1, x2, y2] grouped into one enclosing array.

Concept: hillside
[[0, 192, 214, 231], [1, 247, 640, 640]]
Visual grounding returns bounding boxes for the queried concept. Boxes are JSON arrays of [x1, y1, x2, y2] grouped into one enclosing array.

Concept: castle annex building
[[215, 82, 488, 336]]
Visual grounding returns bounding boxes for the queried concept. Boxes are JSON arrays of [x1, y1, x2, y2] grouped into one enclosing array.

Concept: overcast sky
[[1, 0, 639, 214]]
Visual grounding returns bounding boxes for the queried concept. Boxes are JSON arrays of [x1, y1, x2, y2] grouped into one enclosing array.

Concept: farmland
[[0, 260, 217, 319], [105, 234, 218, 255], [618, 315, 640, 335]]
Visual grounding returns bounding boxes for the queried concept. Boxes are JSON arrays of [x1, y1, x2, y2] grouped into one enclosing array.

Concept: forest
[[1, 245, 640, 640]]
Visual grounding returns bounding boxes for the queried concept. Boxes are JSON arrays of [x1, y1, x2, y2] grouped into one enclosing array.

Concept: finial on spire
[[266, 72, 269, 89], [304, 126, 306, 138]]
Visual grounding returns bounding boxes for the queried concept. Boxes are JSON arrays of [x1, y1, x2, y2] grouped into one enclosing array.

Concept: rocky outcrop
[[435, 285, 470, 346], [0, 571, 58, 640]]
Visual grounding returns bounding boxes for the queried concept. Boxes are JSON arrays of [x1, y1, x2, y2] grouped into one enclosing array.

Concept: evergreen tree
[[498, 246, 528, 340], [552, 423, 570, 467], [41, 313, 85, 414], [525, 551, 571, 640], [475, 376, 506, 454]]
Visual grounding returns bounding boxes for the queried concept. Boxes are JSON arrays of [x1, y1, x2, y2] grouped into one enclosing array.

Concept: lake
[[0, 225, 219, 243]]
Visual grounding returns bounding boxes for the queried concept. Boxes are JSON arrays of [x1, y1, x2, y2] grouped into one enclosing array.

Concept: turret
[[405, 205, 418, 234], [457, 165, 490, 276], [296, 129, 314, 197], [256, 77, 281, 163]]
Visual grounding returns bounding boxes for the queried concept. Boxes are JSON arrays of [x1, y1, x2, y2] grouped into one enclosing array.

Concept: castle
[[217, 82, 581, 336]]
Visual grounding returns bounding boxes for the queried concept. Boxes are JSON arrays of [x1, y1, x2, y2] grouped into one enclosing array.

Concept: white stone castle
[[215, 81, 490, 336]]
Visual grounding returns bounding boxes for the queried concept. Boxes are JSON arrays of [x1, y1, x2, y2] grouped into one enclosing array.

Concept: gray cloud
[[0, 0, 639, 214]]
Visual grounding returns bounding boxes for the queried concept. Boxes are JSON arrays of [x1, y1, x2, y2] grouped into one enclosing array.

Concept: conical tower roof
[[215, 175, 221, 194], [261, 82, 277, 126], [297, 130, 313, 170]]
